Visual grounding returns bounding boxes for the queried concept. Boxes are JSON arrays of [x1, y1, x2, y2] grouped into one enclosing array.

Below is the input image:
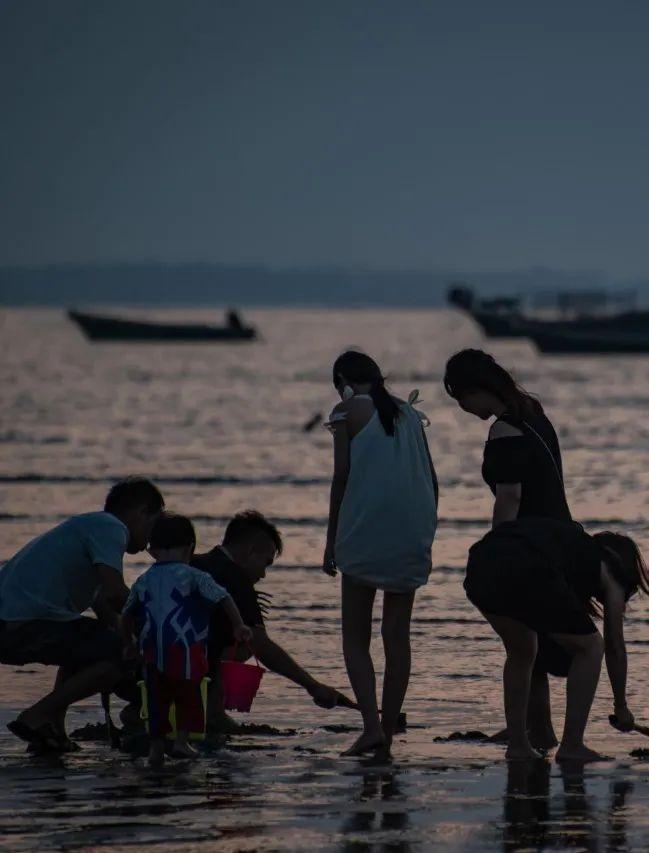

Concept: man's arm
[[96, 563, 130, 612], [92, 591, 119, 629], [250, 626, 340, 708]]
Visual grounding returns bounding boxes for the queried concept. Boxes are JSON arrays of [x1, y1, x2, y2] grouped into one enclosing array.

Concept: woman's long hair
[[333, 351, 400, 436], [593, 531, 649, 602], [444, 349, 543, 420]]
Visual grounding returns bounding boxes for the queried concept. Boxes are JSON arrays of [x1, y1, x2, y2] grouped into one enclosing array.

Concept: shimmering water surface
[[1, 307, 649, 851]]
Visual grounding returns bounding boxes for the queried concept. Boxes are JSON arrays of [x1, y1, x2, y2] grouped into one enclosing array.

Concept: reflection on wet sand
[[502, 759, 636, 853], [340, 767, 409, 853]]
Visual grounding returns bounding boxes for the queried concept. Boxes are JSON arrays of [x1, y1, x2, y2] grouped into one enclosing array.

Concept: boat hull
[[530, 330, 649, 354], [68, 311, 256, 342]]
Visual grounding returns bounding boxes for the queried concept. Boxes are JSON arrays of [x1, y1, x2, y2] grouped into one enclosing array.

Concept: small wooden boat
[[68, 310, 256, 342]]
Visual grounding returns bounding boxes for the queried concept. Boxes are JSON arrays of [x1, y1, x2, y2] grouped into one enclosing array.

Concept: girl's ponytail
[[369, 375, 400, 437]]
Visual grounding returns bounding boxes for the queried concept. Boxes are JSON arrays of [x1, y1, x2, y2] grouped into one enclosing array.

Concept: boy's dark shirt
[[191, 546, 265, 666]]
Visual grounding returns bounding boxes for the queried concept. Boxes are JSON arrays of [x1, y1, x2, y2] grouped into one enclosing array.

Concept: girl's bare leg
[[341, 576, 385, 755], [381, 590, 415, 748], [528, 671, 559, 749], [550, 631, 605, 763]]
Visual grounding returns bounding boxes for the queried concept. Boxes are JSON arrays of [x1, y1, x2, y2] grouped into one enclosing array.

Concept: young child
[[121, 512, 252, 766]]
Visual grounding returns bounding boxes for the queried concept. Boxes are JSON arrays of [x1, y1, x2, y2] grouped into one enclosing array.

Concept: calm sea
[[1, 306, 649, 850]]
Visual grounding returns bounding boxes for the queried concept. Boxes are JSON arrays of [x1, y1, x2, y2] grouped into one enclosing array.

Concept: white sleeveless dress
[[328, 394, 437, 593]]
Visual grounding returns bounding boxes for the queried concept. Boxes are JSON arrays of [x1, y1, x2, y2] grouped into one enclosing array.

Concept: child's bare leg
[[171, 730, 199, 758], [148, 737, 165, 768]]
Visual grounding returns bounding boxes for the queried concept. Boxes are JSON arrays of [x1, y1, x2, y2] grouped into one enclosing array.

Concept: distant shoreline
[[2, 262, 647, 306]]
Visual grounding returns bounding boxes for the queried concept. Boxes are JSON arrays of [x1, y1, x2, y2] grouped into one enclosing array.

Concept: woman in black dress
[[465, 518, 647, 761], [444, 349, 572, 746]]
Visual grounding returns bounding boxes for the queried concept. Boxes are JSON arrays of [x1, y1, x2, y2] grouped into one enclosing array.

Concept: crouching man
[[192, 510, 350, 732], [0, 477, 164, 750]]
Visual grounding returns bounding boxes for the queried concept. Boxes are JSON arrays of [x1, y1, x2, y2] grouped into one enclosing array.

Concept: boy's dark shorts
[[0, 616, 123, 670]]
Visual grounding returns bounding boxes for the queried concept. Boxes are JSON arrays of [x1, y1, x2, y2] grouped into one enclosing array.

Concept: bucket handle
[[230, 640, 264, 669]]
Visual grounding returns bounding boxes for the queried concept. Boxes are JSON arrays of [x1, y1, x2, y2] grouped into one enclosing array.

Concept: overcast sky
[[1, 1, 648, 276]]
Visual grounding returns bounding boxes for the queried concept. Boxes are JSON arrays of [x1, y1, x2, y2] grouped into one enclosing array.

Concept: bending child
[[121, 512, 252, 767]]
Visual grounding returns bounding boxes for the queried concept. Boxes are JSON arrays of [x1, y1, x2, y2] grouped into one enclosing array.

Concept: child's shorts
[[141, 666, 207, 740]]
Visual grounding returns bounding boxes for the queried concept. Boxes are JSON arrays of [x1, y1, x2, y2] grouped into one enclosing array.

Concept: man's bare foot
[[555, 744, 609, 763], [341, 730, 386, 757], [170, 741, 199, 759], [505, 743, 543, 761]]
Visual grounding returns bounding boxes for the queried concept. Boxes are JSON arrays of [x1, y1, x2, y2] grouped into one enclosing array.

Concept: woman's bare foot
[[505, 743, 543, 761], [341, 730, 386, 757], [555, 744, 609, 763]]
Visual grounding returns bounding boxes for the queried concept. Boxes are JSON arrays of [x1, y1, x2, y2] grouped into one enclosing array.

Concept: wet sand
[[2, 697, 649, 851]]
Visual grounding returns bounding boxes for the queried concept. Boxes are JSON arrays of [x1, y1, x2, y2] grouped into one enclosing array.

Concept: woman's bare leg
[[381, 590, 415, 747], [341, 576, 384, 755], [550, 631, 605, 763], [483, 613, 540, 760], [489, 669, 558, 748]]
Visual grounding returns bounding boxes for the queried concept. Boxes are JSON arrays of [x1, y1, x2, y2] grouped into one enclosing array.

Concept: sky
[[1, 1, 648, 277]]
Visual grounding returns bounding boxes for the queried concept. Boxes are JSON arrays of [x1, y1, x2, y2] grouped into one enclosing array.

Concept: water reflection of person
[[339, 769, 410, 853], [501, 761, 634, 853], [502, 760, 551, 851]]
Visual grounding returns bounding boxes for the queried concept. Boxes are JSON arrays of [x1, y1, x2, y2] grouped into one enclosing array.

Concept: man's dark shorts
[[0, 617, 123, 670]]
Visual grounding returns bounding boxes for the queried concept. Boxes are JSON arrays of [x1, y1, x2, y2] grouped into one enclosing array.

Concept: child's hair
[[443, 349, 543, 420], [105, 477, 164, 515], [223, 510, 283, 556], [149, 512, 196, 551], [332, 350, 400, 436], [593, 531, 649, 601]]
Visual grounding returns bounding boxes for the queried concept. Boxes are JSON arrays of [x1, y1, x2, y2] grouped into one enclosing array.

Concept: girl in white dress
[[324, 351, 438, 755]]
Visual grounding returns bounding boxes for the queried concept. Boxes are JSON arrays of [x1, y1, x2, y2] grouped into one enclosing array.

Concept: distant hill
[[1, 262, 646, 306]]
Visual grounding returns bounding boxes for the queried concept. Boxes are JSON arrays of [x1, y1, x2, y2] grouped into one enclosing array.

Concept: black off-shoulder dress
[[464, 518, 602, 637], [481, 411, 571, 522], [479, 411, 577, 673]]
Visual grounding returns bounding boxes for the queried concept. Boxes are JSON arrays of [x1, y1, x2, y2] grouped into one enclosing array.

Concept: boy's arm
[[219, 595, 253, 643], [119, 588, 140, 658]]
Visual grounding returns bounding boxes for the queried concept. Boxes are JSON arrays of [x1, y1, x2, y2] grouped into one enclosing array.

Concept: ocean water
[[1, 306, 649, 851]]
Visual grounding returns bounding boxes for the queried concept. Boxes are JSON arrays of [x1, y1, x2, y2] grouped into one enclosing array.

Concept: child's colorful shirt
[[123, 562, 229, 680]]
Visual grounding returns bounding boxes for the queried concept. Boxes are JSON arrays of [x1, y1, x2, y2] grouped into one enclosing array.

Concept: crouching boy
[[121, 512, 251, 766]]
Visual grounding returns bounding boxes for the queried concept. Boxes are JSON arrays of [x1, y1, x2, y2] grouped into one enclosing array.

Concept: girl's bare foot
[[555, 744, 609, 763], [505, 743, 543, 761], [530, 730, 559, 750], [341, 730, 386, 757]]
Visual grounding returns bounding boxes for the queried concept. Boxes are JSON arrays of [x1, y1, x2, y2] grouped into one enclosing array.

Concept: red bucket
[[220, 645, 265, 712]]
